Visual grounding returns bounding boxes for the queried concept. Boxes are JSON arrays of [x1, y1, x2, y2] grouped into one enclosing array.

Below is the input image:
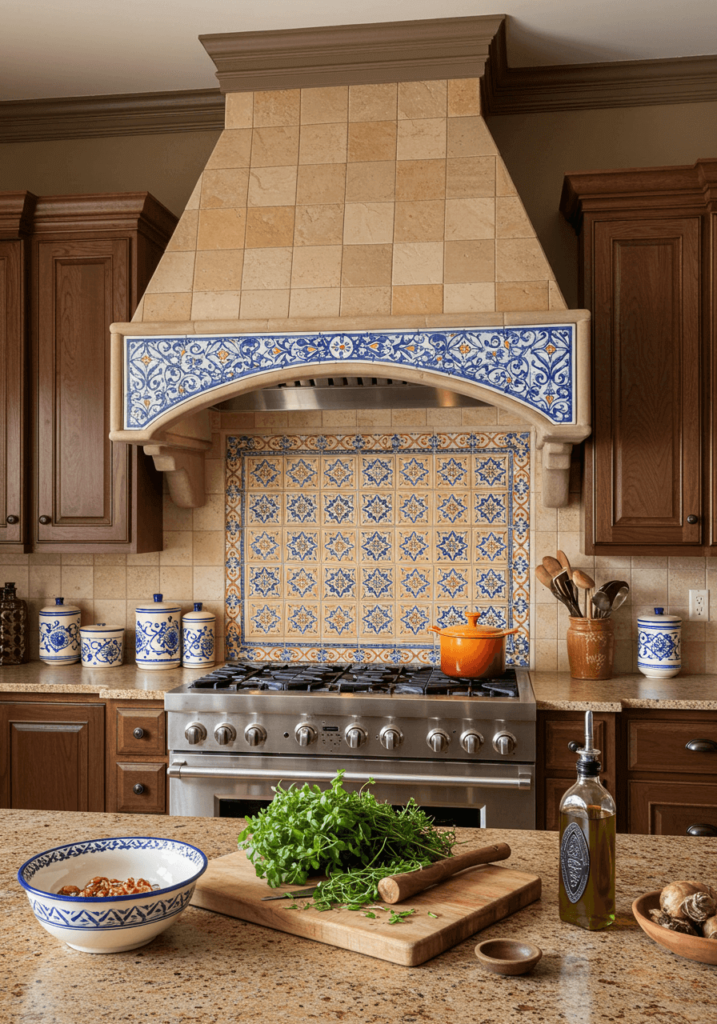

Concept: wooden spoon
[[542, 555, 563, 578], [572, 569, 596, 619], [557, 549, 573, 579], [535, 565, 554, 590]]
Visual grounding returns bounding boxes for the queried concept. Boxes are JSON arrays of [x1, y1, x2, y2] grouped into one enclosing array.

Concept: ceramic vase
[[135, 594, 181, 671], [182, 603, 215, 668], [0, 582, 28, 665], [637, 608, 682, 678], [80, 623, 125, 668], [566, 617, 614, 680], [39, 597, 81, 665]]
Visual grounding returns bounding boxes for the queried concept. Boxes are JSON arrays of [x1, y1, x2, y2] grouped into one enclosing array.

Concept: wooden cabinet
[[0, 191, 177, 553], [561, 160, 717, 555], [0, 701, 105, 811], [106, 699, 168, 814]]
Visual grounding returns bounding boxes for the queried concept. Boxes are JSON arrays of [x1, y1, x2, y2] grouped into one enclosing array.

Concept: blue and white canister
[[182, 603, 215, 668], [39, 597, 81, 665], [80, 623, 125, 668], [637, 608, 682, 678], [135, 594, 181, 671]]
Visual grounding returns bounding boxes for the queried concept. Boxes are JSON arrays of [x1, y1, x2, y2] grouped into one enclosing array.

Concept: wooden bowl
[[632, 891, 717, 966], [474, 938, 542, 975]]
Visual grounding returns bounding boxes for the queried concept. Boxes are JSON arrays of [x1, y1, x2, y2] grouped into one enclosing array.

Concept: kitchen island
[[2, 811, 714, 1023]]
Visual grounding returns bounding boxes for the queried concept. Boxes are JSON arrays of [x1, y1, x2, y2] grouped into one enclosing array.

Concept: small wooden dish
[[474, 938, 542, 975], [633, 891, 717, 966]]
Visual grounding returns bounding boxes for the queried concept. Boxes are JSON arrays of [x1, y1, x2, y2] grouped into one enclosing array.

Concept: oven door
[[168, 753, 535, 829]]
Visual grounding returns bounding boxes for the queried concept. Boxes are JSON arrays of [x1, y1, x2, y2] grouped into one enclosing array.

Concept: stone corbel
[[539, 441, 574, 508], [143, 445, 208, 509]]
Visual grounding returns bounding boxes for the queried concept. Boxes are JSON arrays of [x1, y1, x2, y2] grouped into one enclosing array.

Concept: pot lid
[[135, 593, 181, 613], [637, 607, 682, 625], [80, 623, 124, 634], [40, 596, 80, 614], [183, 601, 215, 622], [432, 612, 508, 639]]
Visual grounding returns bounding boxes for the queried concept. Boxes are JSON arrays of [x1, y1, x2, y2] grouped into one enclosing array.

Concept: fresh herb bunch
[[238, 770, 454, 889]]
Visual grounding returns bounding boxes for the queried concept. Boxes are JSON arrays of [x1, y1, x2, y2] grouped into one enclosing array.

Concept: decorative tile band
[[126, 325, 575, 430], [225, 430, 530, 666]]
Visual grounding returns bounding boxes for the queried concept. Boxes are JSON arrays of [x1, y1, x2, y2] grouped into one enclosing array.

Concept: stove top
[[188, 662, 520, 698]]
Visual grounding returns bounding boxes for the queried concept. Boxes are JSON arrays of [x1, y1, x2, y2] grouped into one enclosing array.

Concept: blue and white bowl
[[18, 836, 207, 954], [637, 607, 682, 679], [80, 623, 124, 668], [39, 597, 81, 665]]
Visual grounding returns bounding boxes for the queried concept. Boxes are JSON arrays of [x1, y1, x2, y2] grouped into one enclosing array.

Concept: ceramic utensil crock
[[637, 607, 682, 678], [39, 597, 81, 665], [566, 616, 614, 680], [429, 613, 519, 679], [80, 624, 125, 668], [0, 582, 28, 665], [135, 594, 181, 670], [182, 602, 215, 668]]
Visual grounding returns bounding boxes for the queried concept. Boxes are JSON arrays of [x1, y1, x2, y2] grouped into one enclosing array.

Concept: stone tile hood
[[109, 15, 590, 508]]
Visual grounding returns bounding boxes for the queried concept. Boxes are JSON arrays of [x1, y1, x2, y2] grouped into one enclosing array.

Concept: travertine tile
[[244, 206, 295, 248], [191, 291, 240, 320], [163, 493, 193, 531], [220, 412, 256, 430], [242, 247, 293, 290], [240, 289, 291, 319], [447, 78, 480, 117], [192, 532, 225, 566], [289, 288, 341, 318], [322, 409, 357, 428], [290, 246, 342, 289], [93, 555, 127, 566], [144, 251, 195, 294], [392, 242, 443, 285], [253, 90, 300, 127], [166, 209, 199, 252], [197, 208, 247, 250], [193, 493, 225, 532], [301, 86, 348, 124], [496, 238, 552, 282], [348, 83, 398, 122], [58, 566, 93, 600], [393, 200, 445, 242], [496, 158, 518, 196], [340, 244, 393, 287], [193, 566, 225, 602], [60, 553, 93, 566], [356, 409, 392, 427], [224, 93, 253, 129], [251, 126, 299, 167], [392, 284, 443, 315], [200, 168, 250, 209], [205, 129, 252, 169], [126, 551, 161, 567], [445, 198, 495, 240], [142, 293, 192, 322], [446, 116, 498, 158], [159, 566, 194, 601], [345, 161, 396, 202], [294, 204, 344, 246], [397, 81, 447, 120], [296, 163, 347, 205], [443, 282, 495, 312], [461, 406, 498, 425], [160, 531, 193, 567], [284, 410, 322, 428], [395, 159, 446, 201], [247, 165, 298, 207], [343, 203, 394, 245], [299, 123, 348, 164], [446, 157, 496, 198], [92, 599, 128, 629], [340, 286, 391, 317], [347, 121, 397, 162], [194, 249, 244, 291], [496, 196, 535, 238], [426, 408, 463, 428], [444, 239, 494, 283], [496, 282, 550, 311], [397, 118, 446, 161], [94, 565, 126, 600]]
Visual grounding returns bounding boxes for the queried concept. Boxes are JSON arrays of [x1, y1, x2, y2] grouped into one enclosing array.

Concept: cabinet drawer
[[115, 763, 166, 815], [629, 780, 717, 836], [115, 707, 165, 756], [628, 720, 717, 774], [544, 717, 608, 772]]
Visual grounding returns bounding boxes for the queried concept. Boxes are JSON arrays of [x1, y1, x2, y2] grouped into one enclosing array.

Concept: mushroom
[[703, 915, 717, 940], [659, 881, 717, 921]]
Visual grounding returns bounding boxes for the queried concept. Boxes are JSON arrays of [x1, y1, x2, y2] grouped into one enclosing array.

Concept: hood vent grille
[[215, 378, 485, 412]]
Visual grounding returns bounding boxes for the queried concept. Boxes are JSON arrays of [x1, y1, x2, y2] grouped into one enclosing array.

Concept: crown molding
[[482, 19, 717, 114], [0, 89, 224, 144], [199, 15, 504, 93], [0, 191, 37, 238]]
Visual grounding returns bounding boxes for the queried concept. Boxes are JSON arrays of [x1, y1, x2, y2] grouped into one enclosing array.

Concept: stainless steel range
[[165, 662, 536, 829]]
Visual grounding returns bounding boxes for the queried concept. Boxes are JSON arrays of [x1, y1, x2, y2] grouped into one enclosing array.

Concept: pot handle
[[497, 627, 521, 637], [428, 626, 441, 635]]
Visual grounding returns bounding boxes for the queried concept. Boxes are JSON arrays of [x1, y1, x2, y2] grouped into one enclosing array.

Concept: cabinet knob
[[685, 738, 717, 753], [687, 514, 698, 525], [38, 515, 51, 525], [6, 515, 19, 525], [133, 783, 145, 795], [686, 823, 717, 837], [133, 727, 145, 739], [568, 740, 581, 753]]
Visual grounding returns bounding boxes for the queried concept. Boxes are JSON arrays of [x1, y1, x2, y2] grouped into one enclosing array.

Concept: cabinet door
[[34, 238, 132, 545], [0, 240, 27, 548], [589, 218, 701, 549], [629, 780, 717, 836], [0, 702, 104, 811]]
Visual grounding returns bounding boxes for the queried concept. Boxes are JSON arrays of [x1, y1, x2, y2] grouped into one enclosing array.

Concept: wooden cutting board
[[190, 851, 541, 966]]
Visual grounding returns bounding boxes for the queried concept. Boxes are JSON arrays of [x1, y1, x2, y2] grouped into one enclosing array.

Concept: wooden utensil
[[535, 565, 554, 590], [572, 569, 595, 619], [552, 568, 582, 617], [475, 938, 543, 976], [556, 549, 573, 579], [542, 555, 563, 578], [378, 842, 511, 904]]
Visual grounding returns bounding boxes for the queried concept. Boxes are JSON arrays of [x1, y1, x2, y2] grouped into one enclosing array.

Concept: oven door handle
[[167, 762, 532, 790]]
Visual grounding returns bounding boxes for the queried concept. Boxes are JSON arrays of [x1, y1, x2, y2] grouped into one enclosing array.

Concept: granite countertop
[[2, 810, 714, 1024], [0, 662, 206, 699]]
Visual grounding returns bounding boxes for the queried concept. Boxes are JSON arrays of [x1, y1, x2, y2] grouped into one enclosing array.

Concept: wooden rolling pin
[[377, 842, 511, 904]]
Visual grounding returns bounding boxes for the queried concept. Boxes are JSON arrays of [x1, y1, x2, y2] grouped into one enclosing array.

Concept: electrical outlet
[[689, 590, 709, 621]]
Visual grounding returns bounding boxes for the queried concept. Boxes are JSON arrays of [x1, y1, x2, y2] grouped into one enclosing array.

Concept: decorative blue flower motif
[[436, 606, 467, 628], [389, 648, 404, 663], [436, 493, 468, 523], [401, 569, 431, 598], [399, 531, 429, 562], [513, 517, 528, 539], [437, 457, 468, 486], [324, 568, 356, 599], [428, 648, 440, 665], [324, 493, 355, 524], [512, 555, 529, 575], [325, 606, 355, 636], [250, 605, 281, 633], [476, 532, 507, 562], [352, 435, 366, 450], [285, 530, 318, 561], [248, 493, 280, 524], [287, 568, 318, 597], [352, 648, 367, 662], [362, 605, 393, 635], [226, 484, 241, 502], [475, 457, 507, 487], [391, 434, 402, 451], [280, 435, 292, 451], [400, 606, 430, 635], [478, 605, 508, 628], [436, 531, 469, 561], [362, 568, 393, 599], [226, 593, 240, 609], [324, 531, 354, 561], [514, 477, 529, 497], [474, 493, 507, 524], [399, 457, 429, 487], [513, 595, 529, 616], [399, 494, 428, 524], [286, 458, 317, 489], [250, 458, 280, 488], [361, 457, 393, 488], [249, 531, 279, 560], [430, 434, 439, 452], [280, 647, 295, 661], [316, 649, 329, 662], [288, 605, 318, 634], [436, 569, 469, 598], [323, 458, 353, 488], [362, 531, 392, 561], [316, 435, 328, 450], [226, 519, 241, 538], [362, 493, 392, 524], [476, 569, 506, 600], [286, 493, 318, 523], [249, 567, 281, 598], [225, 556, 240, 572]]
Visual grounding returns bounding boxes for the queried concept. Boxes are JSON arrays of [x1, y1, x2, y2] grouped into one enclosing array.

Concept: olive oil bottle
[[559, 711, 616, 930]]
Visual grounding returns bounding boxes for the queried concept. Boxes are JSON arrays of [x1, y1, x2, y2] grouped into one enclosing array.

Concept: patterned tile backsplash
[[225, 429, 530, 665]]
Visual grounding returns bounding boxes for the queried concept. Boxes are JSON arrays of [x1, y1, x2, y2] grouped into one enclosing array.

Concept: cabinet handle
[[568, 740, 581, 753], [686, 515, 698, 525], [133, 783, 145, 795], [685, 739, 717, 753], [686, 823, 717, 837], [6, 515, 19, 525], [38, 515, 51, 525], [133, 727, 145, 739]]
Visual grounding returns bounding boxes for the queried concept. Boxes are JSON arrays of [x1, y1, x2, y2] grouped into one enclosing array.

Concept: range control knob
[[461, 731, 484, 755], [185, 722, 207, 745], [427, 729, 450, 753], [244, 724, 267, 747], [295, 723, 317, 747], [214, 723, 237, 746], [380, 725, 403, 751], [345, 726, 367, 750], [494, 732, 516, 756]]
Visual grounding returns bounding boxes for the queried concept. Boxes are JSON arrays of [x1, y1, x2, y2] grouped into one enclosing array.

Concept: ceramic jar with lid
[[182, 603, 215, 668], [80, 624, 125, 668], [135, 594, 181, 670], [39, 597, 81, 665], [637, 608, 682, 678], [0, 582, 28, 665]]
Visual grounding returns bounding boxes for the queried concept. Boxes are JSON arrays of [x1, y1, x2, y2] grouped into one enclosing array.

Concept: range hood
[[109, 15, 590, 508]]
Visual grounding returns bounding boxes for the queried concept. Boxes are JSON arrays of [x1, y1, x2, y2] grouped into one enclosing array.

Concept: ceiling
[[1, 0, 716, 103]]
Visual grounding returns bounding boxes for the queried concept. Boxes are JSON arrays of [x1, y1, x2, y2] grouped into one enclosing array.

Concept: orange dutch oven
[[429, 613, 519, 679]]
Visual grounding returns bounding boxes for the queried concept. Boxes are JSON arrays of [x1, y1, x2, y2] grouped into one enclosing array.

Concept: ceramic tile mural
[[225, 430, 530, 666]]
